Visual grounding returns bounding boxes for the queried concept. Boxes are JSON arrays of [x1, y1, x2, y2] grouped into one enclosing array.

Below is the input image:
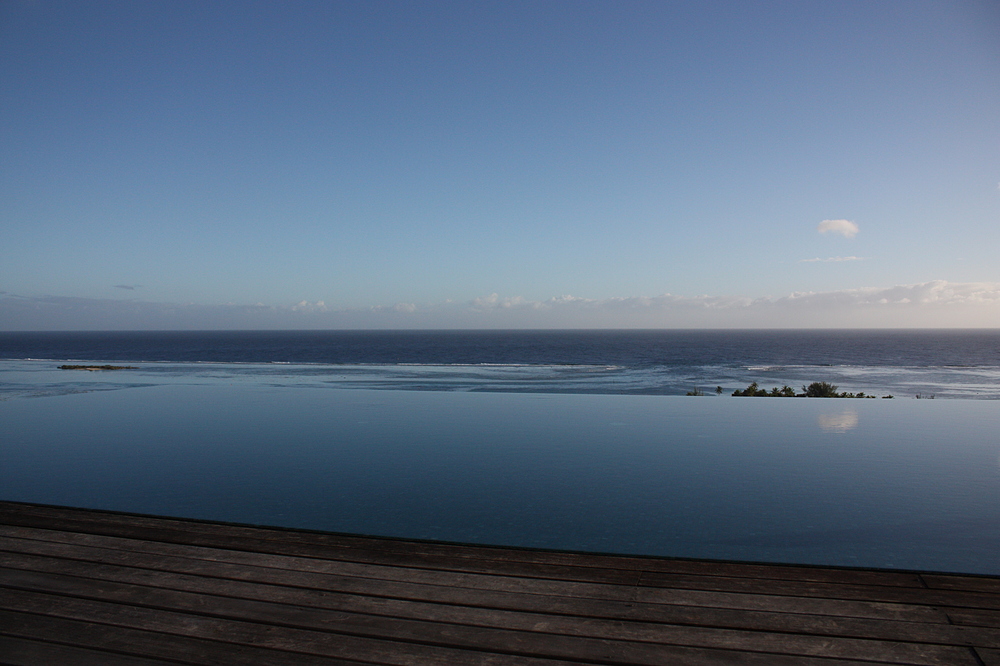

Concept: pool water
[[2, 383, 999, 574]]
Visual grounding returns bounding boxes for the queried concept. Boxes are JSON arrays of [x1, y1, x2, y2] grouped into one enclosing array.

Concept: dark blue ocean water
[[2, 330, 1000, 572], [4, 329, 1000, 366], [2, 329, 999, 398]]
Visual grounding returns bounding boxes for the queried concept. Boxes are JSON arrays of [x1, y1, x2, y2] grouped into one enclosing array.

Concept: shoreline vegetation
[[58, 365, 139, 371], [687, 382, 896, 399]]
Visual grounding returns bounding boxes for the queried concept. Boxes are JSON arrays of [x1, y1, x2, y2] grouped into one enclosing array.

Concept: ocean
[[2, 329, 1000, 399], [2, 330, 1000, 574]]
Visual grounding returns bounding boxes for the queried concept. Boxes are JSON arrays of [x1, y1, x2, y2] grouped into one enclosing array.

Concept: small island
[[58, 365, 139, 371]]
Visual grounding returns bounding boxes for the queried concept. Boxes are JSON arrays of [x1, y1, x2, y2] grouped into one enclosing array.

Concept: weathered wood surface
[[1, 501, 998, 665]]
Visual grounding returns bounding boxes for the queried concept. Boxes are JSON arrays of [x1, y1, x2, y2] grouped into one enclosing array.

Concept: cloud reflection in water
[[818, 411, 859, 433]]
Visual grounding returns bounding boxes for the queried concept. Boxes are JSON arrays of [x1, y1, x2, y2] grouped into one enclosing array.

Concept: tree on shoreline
[[803, 381, 838, 397], [731, 382, 795, 397]]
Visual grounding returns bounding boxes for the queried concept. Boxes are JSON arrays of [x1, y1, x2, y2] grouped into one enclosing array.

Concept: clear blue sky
[[3, 0, 999, 328]]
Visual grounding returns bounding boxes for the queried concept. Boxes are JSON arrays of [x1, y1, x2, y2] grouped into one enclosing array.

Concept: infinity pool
[[2, 383, 999, 573]]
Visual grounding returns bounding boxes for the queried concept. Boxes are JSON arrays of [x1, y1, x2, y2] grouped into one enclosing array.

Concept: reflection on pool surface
[[817, 410, 859, 433], [2, 384, 999, 574]]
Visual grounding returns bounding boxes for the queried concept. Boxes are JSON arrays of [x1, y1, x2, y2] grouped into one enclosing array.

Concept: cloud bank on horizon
[[3, 281, 998, 330]]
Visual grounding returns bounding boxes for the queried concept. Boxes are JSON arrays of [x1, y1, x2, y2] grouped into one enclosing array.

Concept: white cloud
[[471, 294, 531, 309], [799, 256, 864, 263], [291, 300, 328, 312], [817, 219, 859, 238], [371, 302, 417, 313]]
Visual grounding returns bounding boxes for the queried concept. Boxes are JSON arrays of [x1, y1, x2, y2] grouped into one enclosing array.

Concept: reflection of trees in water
[[818, 411, 859, 433]]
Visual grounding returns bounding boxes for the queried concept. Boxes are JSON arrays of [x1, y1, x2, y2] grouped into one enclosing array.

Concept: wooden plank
[[0, 525, 968, 613], [0, 610, 367, 666], [0, 566, 982, 665], [976, 647, 1000, 666], [0, 535, 952, 623], [0, 524, 640, 586], [636, 571, 1000, 609], [0, 501, 930, 586], [921, 573, 1000, 594], [2, 501, 998, 666], [0, 634, 182, 666], [4, 548, 980, 649], [0, 538, 984, 621], [3, 520, 946, 602], [0, 587, 886, 666], [18, 521, 947, 611], [0, 588, 588, 666], [0, 532, 641, 596], [947, 609, 1000, 628], [0, 501, 936, 582], [5, 523, 991, 614]]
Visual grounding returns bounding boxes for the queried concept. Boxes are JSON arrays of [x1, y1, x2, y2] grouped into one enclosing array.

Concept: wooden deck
[[2, 501, 999, 665]]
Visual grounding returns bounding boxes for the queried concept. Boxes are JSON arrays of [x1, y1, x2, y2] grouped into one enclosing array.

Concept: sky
[[2, 0, 999, 329]]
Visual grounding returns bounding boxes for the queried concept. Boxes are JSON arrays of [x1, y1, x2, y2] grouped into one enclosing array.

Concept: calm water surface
[[3, 382, 999, 574]]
